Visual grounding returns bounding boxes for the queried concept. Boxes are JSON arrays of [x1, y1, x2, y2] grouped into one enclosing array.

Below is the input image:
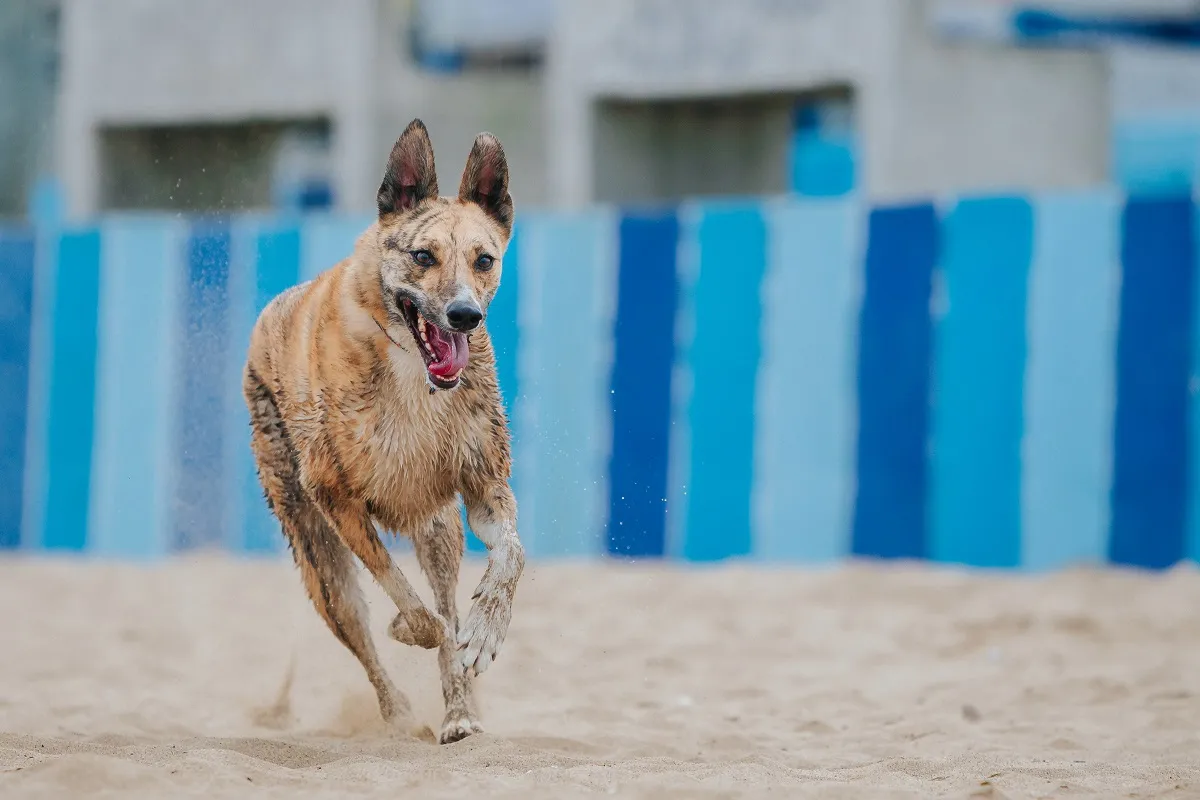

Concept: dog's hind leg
[[244, 367, 412, 726], [409, 503, 481, 744]]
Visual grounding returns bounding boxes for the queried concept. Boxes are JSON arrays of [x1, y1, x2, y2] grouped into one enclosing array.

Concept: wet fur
[[243, 120, 524, 744]]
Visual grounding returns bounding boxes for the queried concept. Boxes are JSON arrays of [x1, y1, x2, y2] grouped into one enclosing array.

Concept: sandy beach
[[1, 554, 1199, 798]]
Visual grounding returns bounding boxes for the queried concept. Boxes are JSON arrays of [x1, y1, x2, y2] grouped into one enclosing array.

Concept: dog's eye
[[475, 254, 495, 272], [410, 250, 436, 267]]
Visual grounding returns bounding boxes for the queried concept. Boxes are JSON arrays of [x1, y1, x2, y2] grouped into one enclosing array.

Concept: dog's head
[[374, 119, 513, 391]]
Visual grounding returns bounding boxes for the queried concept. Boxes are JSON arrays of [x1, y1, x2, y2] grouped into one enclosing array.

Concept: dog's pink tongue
[[427, 327, 469, 378]]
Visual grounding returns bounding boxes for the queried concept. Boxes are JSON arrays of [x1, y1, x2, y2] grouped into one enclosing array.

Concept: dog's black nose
[[446, 300, 483, 331]]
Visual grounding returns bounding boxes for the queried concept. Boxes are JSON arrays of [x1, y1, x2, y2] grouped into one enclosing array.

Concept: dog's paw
[[439, 715, 484, 744], [388, 606, 448, 649], [457, 590, 512, 677]]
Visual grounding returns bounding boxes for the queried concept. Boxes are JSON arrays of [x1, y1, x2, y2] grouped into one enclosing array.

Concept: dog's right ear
[[377, 119, 439, 217]]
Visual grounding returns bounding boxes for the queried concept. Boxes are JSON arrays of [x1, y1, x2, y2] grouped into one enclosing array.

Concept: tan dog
[[242, 119, 524, 744]]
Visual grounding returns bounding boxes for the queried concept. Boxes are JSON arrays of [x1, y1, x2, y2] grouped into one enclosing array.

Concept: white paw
[[439, 715, 484, 744], [456, 589, 512, 677]]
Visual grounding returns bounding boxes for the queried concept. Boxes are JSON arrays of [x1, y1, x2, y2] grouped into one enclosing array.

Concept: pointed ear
[[458, 133, 513, 235], [377, 119, 439, 217]]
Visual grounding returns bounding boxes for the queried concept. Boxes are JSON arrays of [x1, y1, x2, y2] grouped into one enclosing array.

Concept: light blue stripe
[[19, 223, 60, 548], [89, 217, 185, 557], [1023, 191, 1121, 569], [514, 210, 618, 558], [224, 218, 266, 553], [300, 214, 373, 282], [174, 223, 231, 551], [245, 221, 303, 553], [754, 199, 863, 561], [664, 207, 698, 560], [929, 197, 1032, 568]]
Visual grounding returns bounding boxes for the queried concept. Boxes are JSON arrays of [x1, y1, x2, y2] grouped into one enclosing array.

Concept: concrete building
[[0, 0, 59, 218], [55, 0, 547, 217], [39, 0, 1200, 219], [547, 0, 1116, 206]]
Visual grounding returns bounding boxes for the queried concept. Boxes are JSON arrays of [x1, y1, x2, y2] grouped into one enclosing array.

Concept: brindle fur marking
[[243, 119, 524, 744]]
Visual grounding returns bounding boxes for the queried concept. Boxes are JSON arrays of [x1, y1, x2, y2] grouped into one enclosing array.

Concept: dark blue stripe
[[43, 229, 101, 551], [851, 203, 938, 560], [467, 225, 522, 554], [244, 225, 301, 553], [684, 204, 765, 561], [929, 197, 1032, 567], [607, 211, 679, 558], [175, 224, 231, 551], [0, 229, 36, 548], [1110, 196, 1195, 569]]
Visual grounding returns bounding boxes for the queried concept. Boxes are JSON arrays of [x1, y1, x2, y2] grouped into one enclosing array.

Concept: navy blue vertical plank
[[0, 230, 36, 548], [607, 211, 679, 557], [175, 224, 231, 551], [851, 204, 938, 560], [1110, 196, 1194, 569], [43, 230, 101, 551]]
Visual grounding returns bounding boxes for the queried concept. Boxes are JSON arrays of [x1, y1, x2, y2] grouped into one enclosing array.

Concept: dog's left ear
[[458, 133, 513, 236]]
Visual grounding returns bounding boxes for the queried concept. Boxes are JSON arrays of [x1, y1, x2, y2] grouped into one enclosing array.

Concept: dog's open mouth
[[400, 299, 468, 389]]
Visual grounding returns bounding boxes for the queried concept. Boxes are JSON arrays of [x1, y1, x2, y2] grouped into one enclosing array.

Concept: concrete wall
[[58, 0, 376, 217], [547, 0, 1110, 205], [373, 1, 548, 210], [881, 0, 1109, 200], [47, 0, 1191, 214], [592, 95, 796, 204], [55, 0, 548, 217], [0, 0, 58, 217]]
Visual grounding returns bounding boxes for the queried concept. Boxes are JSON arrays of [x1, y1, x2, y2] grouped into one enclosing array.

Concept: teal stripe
[[514, 211, 618, 557], [755, 199, 863, 561], [19, 223, 60, 548], [89, 217, 184, 557], [929, 197, 1033, 567], [682, 202, 767, 561], [470, 223, 521, 554], [1024, 192, 1121, 569], [300, 214, 372, 281], [41, 229, 101, 550]]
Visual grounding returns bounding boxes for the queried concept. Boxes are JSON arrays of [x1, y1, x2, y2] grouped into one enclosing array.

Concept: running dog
[[242, 119, 524, 744]]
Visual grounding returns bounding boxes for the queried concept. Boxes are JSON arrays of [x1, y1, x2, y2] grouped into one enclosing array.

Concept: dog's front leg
[[459, 483, 525, 677], [316, 494, 448, 650]]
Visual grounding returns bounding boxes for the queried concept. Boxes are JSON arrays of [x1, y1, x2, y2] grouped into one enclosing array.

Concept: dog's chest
[[336, 379, 466, 528]]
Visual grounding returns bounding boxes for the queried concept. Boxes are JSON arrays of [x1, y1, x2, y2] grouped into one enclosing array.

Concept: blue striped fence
[[1, 190, 1196, 568]]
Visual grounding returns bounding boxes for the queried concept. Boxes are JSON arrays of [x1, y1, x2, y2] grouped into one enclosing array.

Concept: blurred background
[[1, 0, 1199, 568]]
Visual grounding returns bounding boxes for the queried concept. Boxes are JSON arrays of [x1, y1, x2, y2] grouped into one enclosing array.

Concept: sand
[[2, 554, 1200, 799]]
